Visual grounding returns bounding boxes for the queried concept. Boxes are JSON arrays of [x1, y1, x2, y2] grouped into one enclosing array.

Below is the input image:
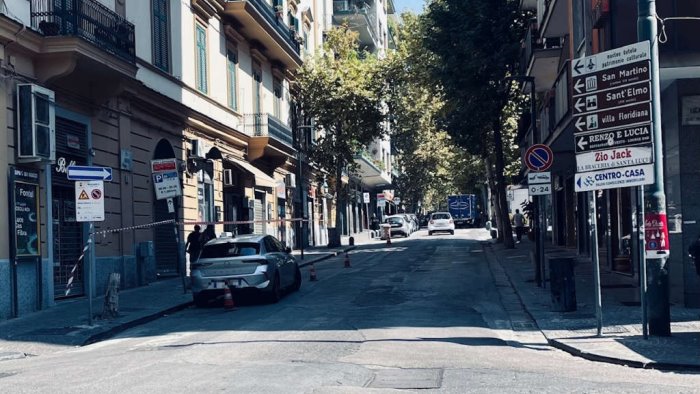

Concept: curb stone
[[482, 241, 700, 372], [83, 301, 193, 346]]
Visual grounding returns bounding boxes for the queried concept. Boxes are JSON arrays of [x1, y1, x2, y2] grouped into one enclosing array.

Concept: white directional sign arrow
[[575, 117, 587, 132], [67, 165, 113, 181], [573, 59, 585, 75], [574, 79, 585, 94], [577, 137, 588, 151], [574, 97, 586, 113]]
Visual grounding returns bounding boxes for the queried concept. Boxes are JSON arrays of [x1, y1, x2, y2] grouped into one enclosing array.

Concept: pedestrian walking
[[513, 209, 525, 243], [688, 234, 700, 275], [186, 225, 202, 264]]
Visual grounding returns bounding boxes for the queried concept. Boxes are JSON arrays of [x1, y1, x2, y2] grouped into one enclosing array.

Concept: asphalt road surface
[[1, 229, 700, 393]]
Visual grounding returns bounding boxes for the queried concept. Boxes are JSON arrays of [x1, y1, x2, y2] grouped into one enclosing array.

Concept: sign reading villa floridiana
[[572, 41, 655, 192]]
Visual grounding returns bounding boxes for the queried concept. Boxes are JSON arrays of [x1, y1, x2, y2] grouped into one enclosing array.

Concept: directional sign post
[[67, 165, 113, 181], [67, 165, 112, 327], [572, 41, 654, 193], [572, 40, 661, 338]]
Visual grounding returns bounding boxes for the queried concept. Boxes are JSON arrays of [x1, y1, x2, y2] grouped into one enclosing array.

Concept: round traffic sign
[[524, 144, 554, 172]]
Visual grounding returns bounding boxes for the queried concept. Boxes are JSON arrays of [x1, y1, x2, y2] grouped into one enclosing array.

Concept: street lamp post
[[638, 0, 670, 336]]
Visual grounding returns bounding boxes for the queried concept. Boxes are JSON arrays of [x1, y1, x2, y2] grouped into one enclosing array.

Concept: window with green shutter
[[195, 23, 208, 94], [227, 50, 238, 111], [152, 0, 170, 72]]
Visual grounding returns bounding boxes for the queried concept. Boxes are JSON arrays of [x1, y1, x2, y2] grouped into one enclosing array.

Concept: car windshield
[[432, 213, 450, 220], [199, 242, 260, 259], [387, 217, 404, 224]]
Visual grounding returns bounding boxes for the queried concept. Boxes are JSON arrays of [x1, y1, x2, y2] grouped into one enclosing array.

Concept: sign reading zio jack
[[573, 41, 655, 192]]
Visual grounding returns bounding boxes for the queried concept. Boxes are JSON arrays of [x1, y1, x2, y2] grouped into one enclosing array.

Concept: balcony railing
[[227, 0, 300, 54], [520, 21, 562, 75], [333, 0, 378, 45], [243, 113, 294, 147], [30, 0, 135, 64]]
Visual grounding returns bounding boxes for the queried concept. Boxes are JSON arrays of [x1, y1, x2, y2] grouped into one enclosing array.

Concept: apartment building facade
[[0, 0, 331, 319], [331, 0, 396, 236], [518, 0, 700, 307]]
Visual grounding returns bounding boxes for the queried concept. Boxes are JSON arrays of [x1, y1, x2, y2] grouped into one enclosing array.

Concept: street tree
[[293, 27, 386, 238], [423, 0, 527, 248]]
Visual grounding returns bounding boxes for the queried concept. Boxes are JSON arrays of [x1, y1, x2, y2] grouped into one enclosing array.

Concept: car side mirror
[[285, 247, 292, 254]]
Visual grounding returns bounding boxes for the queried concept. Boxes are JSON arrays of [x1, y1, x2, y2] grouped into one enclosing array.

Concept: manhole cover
[[367, 368, 443, 389]]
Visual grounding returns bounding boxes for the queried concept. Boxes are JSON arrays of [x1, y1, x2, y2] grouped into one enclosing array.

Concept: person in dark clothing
[[370, 214, 380, 231], [688, 234, 700, 275], [186, 225, 202, 263], [200, 224, 217, 246]]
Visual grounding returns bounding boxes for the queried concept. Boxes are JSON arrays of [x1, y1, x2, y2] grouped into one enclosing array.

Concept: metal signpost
[[68, 165, 110, 325], [572, 40, 657, 337], [363, 192, 370, 231], [150, 159, 185, 291], [524, 144, 553, 289]]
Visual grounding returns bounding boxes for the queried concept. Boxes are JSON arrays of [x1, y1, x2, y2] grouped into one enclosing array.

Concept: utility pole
[[638, 0, 670, 336]]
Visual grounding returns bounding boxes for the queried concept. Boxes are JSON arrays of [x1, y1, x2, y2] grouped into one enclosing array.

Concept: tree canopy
[[293, 26, 386, 231]]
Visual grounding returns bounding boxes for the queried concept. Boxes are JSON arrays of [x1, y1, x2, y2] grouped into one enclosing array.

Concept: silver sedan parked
[[190, 234, 301, 306]]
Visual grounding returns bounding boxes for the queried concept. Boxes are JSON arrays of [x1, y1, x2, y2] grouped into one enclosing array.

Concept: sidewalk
[[0, 240, 366, 361], [484, 236, 700, 370]]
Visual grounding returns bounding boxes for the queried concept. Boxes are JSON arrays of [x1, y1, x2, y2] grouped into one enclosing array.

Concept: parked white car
[[385, 215, 412, 237], [428, 212, 455, 235]]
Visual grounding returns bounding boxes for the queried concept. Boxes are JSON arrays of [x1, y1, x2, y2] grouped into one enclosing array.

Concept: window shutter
[[152, 0, 170, 71]]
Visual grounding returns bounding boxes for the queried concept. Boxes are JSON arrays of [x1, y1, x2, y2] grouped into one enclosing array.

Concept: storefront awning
[[229, 158, 276, 189]]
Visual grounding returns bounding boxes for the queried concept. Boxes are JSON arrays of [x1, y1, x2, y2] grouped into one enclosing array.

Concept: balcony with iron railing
[[30, 0, 135, 64], [332, 0, 379, 49], [520, 21, 563, 94], [224, 0, 301, 68], [242, 113, 294, 146], [354, 148, 391, 187]]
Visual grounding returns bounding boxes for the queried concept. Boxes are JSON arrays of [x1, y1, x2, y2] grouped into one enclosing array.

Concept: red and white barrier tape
[[64, 224, 93, 297], [64, 217, 312, 295]]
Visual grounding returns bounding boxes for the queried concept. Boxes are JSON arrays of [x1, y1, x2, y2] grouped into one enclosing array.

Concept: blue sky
[[394, 0, 426, 14]]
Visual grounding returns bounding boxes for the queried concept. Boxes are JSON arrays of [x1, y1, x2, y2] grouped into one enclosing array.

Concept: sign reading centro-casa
[[572, 41, 655, 193]]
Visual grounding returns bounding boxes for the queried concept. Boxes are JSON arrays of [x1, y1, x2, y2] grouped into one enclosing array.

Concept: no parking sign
[[524, 144, 554, 172]]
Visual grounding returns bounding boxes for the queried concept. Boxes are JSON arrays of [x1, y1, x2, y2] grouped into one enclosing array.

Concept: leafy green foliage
[[422, 0, 528, 247], [293, 26, 386, 226]]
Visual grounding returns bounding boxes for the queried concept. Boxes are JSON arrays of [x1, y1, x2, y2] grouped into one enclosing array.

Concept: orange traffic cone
[[223, 285, 235, 311], [309, 264, 318, 281], [344, 251, 352, 268]]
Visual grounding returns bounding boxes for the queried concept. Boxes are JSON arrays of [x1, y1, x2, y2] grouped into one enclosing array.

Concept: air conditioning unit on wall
[[17, 84, 55, 163], [285, 173, 296, 188]]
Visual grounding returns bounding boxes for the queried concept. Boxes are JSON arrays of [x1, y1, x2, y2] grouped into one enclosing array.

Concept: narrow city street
[[1, 230, 699, 393]]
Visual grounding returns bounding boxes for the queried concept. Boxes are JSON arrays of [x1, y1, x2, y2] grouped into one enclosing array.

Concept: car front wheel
[[428, 231, 432, 236]]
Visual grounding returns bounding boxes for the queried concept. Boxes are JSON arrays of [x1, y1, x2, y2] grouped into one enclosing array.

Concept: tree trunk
[[485, 157, 504, 243], [493, 121, 515, 249], [334, 163, 345, 234]]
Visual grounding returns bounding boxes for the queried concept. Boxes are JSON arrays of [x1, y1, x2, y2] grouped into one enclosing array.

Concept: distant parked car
[[428, 212, 455, 235], [190, 234, 301, 306], [385, 215, 411, 237]]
